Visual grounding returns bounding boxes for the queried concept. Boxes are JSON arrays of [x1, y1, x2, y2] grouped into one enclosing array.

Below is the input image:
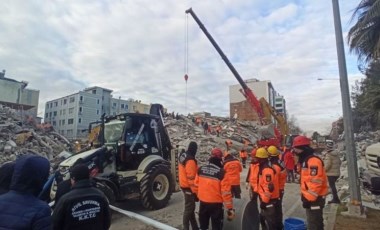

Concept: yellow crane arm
[[259, 98, 289, 136]]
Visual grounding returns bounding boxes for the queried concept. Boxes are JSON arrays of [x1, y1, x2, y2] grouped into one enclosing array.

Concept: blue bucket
[[284, 217, 306, 230]]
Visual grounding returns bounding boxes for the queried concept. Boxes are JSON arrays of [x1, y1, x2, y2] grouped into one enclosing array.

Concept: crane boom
[[185, 8, 265, 123]]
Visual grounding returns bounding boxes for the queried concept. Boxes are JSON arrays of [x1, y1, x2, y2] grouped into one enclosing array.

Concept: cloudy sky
[[0, 0, 363, 135]]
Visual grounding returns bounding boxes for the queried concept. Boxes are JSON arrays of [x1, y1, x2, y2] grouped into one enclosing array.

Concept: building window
[[53, 111, 57, 116], [78, 118, 82, 124], [125, 105, 128, 110], [53, 121, 56, 126], [62, 119, 65, 125], [121, 104, 124, 109], [45, 113, 48, 118], [54, 102, 58, 107], [68, 118, 74, 125], [79, 96, 83, 101], [49, 112, 52, 117], [97, 99, 100, 104], [50, 102, 53, 108], [69, 108, 74, 114], [275, 103, 282, 107], [92, 89, 96, 94], [64, 99, 67, 104], [67, 129, 73, 136], [69, 97, 75, 103], [97, 109, 100, 115]]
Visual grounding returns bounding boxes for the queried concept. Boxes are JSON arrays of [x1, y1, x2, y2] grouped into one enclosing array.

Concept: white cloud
[[0, 0, 363, 135]]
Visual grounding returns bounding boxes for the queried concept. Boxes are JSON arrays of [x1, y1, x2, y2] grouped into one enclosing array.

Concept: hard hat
[[326, 141, 334, 149], [211, 148, 223, 159], [255, 148, 269, 159], [292, 135, 311, 148], [267, 145, 279, 156], [251, 149, 257, 158]]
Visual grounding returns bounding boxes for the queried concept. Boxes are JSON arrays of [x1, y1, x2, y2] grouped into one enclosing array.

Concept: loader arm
[[185, 8, 265, 125]]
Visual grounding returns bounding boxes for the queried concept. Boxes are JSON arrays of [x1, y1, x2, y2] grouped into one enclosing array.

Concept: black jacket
[[52, 179, 111, 230]]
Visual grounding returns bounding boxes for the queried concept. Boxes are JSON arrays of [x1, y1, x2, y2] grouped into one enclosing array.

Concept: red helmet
[[211, 148, 223, 159], [292, 135, 310, 148]]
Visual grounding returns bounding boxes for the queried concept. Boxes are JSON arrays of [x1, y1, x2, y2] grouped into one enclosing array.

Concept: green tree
[[348, 0, 380, 64], [351, 61, 380, 131]]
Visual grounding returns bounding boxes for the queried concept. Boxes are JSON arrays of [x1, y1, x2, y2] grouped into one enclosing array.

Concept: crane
[[185, 8, 283, 147]]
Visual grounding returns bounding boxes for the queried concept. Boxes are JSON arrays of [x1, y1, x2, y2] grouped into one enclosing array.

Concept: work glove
[[301, 196, 311, 209], [193, 193, 199, 202], [227, 209, 235, 221], [260, 202, 268, 210]]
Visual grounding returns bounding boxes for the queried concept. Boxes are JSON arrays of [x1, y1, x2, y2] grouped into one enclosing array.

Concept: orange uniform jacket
[[271, 161, 287, 191], [223, 155, 242, 186], [246, 162, 259, 193], [194, 163, 233, 209], [258, 164, 279, 203], [300, 156, 328, 202], [178, 152, 198, 193], [240, 150, 248, 159]]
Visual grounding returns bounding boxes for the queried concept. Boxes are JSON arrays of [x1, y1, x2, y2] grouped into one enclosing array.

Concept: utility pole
[[331, 0, 364, 216]]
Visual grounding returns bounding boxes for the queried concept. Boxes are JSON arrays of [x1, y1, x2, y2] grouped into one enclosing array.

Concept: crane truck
[[186, 8, 289, 147]]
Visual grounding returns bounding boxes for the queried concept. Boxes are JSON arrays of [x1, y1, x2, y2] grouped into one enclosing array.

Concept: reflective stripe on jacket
[[195, 163, 233, 209], [300, 156, 328, 202], [258, 164, 279, 203], [223, 155, 242, 186], [178, 152, 198, 194]]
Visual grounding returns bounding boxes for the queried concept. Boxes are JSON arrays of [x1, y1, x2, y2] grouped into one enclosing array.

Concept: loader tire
[[96, 182, 116, 204], [140, 163, 173, 210]]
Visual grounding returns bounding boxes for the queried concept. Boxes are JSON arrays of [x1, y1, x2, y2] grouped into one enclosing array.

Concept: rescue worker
[[283, 147, 295, 183], [195, 148, 234, 230], [323, 141, 341, 204], [267, 145, 286, 230], [178, 141, 199, 230], [225, 139, 233, 156], [239, 149, 248, 168], [256, 147, 280, 230], [245, 149, 260, 230], [292, 136, 328, 230], [223, 150, 243, 199], [52, 164, 111, 230]]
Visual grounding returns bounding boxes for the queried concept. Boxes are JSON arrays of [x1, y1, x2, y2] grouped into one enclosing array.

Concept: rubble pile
[[0, 105, 72, 165], [165, 115, 260, 163], [335, 130, 380, 209]]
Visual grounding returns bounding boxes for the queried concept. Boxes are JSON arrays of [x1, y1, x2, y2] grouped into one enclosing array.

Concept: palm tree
[[348, 0, 380, 64]]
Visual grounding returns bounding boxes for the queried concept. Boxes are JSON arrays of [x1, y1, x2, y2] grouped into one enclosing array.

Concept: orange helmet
[[292, 135, 311, 148], [211, 148, 223, 159]]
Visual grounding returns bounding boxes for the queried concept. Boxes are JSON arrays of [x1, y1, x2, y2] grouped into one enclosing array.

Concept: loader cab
[[102, 113, 167, 171]]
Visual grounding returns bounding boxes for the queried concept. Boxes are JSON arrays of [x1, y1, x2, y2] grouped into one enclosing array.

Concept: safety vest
[[300, 155, 328, 202], [178, 152, 198, 193], [258, 163, 279, 203], [223, 155, 242, 186], [195, 163, 233, 209], [270, 159, 287, 191]]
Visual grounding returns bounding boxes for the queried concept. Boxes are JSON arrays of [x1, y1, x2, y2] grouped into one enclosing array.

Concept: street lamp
[[332, 0, 364, 217]]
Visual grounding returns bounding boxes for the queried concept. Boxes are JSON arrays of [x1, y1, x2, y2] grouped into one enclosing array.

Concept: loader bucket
[[257, 123, 276, 139], [223, 198, 260, 230]]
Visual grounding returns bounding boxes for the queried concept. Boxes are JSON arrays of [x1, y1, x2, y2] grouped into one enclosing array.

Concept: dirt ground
[[334, 206, 380, 230]]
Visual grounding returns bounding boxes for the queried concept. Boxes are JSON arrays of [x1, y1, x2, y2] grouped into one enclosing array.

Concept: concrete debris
[[165, 115, 260, 164], [335, 130, 380, 209], [0, 105, 73, 166]]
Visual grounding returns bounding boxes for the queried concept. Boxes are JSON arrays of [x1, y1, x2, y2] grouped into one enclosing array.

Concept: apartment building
[[44, 86, 150, 139], [0, 70, 39, 119], [274, 95, 286, 120], [229, 79, 278, 121]]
